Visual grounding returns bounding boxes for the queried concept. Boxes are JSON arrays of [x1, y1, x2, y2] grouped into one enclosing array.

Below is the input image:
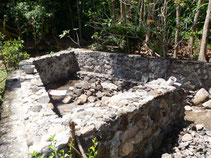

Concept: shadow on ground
[[150, 120, 194, 158]]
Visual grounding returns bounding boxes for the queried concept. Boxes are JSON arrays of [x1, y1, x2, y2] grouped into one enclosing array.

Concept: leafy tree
[[0, 37, 29, 72], [0, 0, 209, 58], [0, 0, 57, 45]]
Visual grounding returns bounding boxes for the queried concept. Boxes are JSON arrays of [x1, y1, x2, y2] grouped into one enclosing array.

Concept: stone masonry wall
[[31, 50, 79, 85], [66, 79, 186, 158], [0, 68, 186, 158], [23, 49, 211, 90], [74, 49, 211, 90]]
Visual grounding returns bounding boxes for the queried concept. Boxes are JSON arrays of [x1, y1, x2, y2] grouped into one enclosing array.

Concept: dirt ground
[[185, 107, 211, 130]]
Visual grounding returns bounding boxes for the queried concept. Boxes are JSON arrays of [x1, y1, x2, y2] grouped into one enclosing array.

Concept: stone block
[[118, 141, 134, 157], [120, 127, 139, 143]]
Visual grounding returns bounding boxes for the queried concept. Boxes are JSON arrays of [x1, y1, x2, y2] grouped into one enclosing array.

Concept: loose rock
[[74, 89, 83, 96], [88, 96, 96, 103], [86, 91, 92, 97], [48, 103, 54, 109], [202, 100, 211, 109], [96, 91, 104, 98], [182, 134, 192, 142], [185, 105, 192, 111], [192, 88, 209, 105], [195, 124, 204, 131], [209, 88, 211, 95], [74, 81, 89, 89], [101, 82, 118, 90], [62, 95, 72, 104], [77, 94, 87, 105], [161, 153, 172, 158]]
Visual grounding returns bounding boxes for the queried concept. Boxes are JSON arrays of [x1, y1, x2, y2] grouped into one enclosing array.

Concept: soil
[[185, 108, 211, 130]]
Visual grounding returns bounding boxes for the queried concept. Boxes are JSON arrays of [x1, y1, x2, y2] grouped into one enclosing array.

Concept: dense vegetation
[[0, 0, 211, 59]]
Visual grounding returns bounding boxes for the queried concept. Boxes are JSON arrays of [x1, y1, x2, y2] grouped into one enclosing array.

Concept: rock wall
[[167, 59, 211, 90], [27, 50, 79, 85], [65, 78, 186, 158], [74, 50, 168, 83], [22, 49, 211, 90], [74, 49, 211, 90]]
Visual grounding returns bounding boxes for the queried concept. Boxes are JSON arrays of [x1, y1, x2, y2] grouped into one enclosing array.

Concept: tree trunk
[[76, 0, 82, 40], [162, 0, 168, 57], [120, 0, 123, 20], [67, 0, 75, 40], [173, 4, 180, 58], [111, 0, 115, 20], [145, 0, 154, 43], [123, 2, 127, 24], [139, 0, 144, 26], [198, 0, 211, 62], [188, 0, 203, 56]]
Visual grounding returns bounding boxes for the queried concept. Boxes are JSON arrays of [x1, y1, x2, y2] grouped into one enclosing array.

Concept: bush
[[90, 20, 145, 53], [0, 38, 30, 71]]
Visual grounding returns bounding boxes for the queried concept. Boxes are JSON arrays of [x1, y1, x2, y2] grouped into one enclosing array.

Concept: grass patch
[[0, 63, 7, 115], [0, 69, 7, 97]]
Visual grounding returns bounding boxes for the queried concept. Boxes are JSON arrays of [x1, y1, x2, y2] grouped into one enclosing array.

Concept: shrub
[[0, 38, 30, 72]]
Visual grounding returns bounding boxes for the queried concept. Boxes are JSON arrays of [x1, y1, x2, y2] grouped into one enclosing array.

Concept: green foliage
[[30, 151, 44, 158], [1, 0, 57, 44], [30, 135, 71, 158], [59, 30, 70, 39], [59, 29, 81, 48], [0, 69, 7, 106], [86, 137, 98, 158], [90, 19, 145, 53], [30, 135, 98, 158], [0, 0, 209, 55], [0, 32, 5, 44], [0, 38, 30, 70], [50, 51, 55, 55]]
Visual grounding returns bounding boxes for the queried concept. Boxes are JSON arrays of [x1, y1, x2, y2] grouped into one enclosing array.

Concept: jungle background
[[0, 0, 210, 59]]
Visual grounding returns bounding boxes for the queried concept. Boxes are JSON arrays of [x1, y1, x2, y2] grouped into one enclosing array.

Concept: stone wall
[[22, 49, 211, 90], [74, 49, 211, 90], [65, 79, 186, 158], [0, 66, 186, 158], [25, 50, 79, 85], [74, 50, 169, 83], [167, 59, 211, 90]]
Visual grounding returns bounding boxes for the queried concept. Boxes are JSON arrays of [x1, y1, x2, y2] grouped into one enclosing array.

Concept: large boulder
[[192, 88, 209, 105]]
